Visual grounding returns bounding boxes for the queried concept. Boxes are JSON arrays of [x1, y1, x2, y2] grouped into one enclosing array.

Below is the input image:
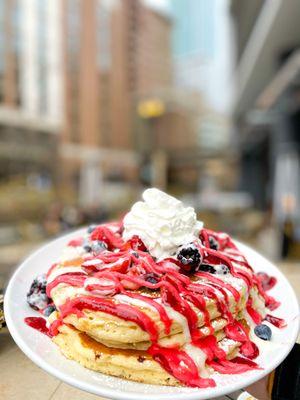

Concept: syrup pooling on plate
[[25, 189, 285, 388]]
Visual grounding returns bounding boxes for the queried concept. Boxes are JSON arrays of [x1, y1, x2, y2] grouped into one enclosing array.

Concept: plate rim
[[4, 229, 300, 400]]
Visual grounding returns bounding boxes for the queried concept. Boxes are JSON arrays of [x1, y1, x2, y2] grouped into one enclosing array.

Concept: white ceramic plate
[[4, 229, 300, 400]]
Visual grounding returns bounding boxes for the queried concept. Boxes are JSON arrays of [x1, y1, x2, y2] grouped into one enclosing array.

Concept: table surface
[[1, 262, 299, 400]]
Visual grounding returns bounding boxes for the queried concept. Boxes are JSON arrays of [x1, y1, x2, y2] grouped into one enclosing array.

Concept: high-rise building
[[0, 0, 179, 202], [231, 0, 300, 213], [170, 0, 233, 153], [0, 0, 60, 182], [171, 0, 215, 95]]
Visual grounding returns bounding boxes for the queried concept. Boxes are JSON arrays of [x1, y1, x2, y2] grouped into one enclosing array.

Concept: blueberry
[[27, 286, 35, 296], [144, 273, 160, 284], [27, 274, 47, 296], [91, 240, 107, 254], [199, 264, 216, 274], [36, 274, 47, 285], [35, 274, 47, 290], [44, 305, 56, 317], [82, 240, 92, 252], [27, 274, 50, 310], [177, 245, 202, 273], [254, 324, 272, 341], [27, 292, 50, 311], [29, 280, 38, 291], [199, 263, 230, 275], [209, 236, 219, 250], [87, 225, 97, 233]]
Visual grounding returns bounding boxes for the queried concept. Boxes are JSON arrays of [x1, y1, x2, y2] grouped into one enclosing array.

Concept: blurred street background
[[0, 0, 299, 293]]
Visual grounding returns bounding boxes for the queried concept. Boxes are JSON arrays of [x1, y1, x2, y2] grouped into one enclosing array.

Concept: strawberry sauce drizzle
[[225, 321, 259, 359], [207, 357, 260, 374], [252, 275, 280, 311], [120, 290, 173, 335], [188, 281, 233, 324], [68, 238, 83, 247], [46, 274, 86, 297], [257, 272, 277, 291], [161, 279, 200, 339], [24, 317, 51, 337], [264, 314, 287, 328], [25, 224, 285, 388], [194, 335, 226, 361], [246, 298, 263, 325], [148, 344, 216, 388], [59, 295, 159, 342], [196, 271, 240, 302]]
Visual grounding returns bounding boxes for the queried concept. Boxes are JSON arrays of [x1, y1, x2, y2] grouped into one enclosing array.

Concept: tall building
[[171, 0, 215, 95], [170, 0, 233, 155], [171, 0, 233, 114], [0, 0, 60, 182], [231, 0, 300, 225], [0, 0, 178, 203]]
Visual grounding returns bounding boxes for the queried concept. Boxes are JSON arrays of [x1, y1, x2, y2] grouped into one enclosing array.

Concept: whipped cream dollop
[[123, 188, 203, 259]]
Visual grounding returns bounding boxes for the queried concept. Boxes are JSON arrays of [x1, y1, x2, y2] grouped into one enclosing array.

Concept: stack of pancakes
[[40, 189, 282, 387], [48, 251, 255, 386]]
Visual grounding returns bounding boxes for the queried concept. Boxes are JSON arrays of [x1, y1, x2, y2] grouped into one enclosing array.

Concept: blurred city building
[[169, 0, 236, 193], [1, 0, 298, 287], [0, 0, 217, 213], [231, 0, 300, 258], [0, 0, 237, 247]]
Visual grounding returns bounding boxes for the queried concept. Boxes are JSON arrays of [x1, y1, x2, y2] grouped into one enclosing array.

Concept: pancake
[[48, 262, 250, 347], [51, 286, 248, 344], [69, 315, 229, 350], [53, 324, 240, 386]]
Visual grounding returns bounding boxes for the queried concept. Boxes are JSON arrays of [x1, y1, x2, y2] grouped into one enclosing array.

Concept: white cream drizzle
[[114, 294, 157, 313], [50, 284, 88, 306], [184, 343, 209, 378], [114, 295, 192, 344], [47, 266, 87, 284], [84, 277, 115, 289], [218, 338, 238, 353], [221, 274, 247, 292], [249, 288, 267, 318], [82, 259, 103, 267], [159, 302, 191, 342]]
